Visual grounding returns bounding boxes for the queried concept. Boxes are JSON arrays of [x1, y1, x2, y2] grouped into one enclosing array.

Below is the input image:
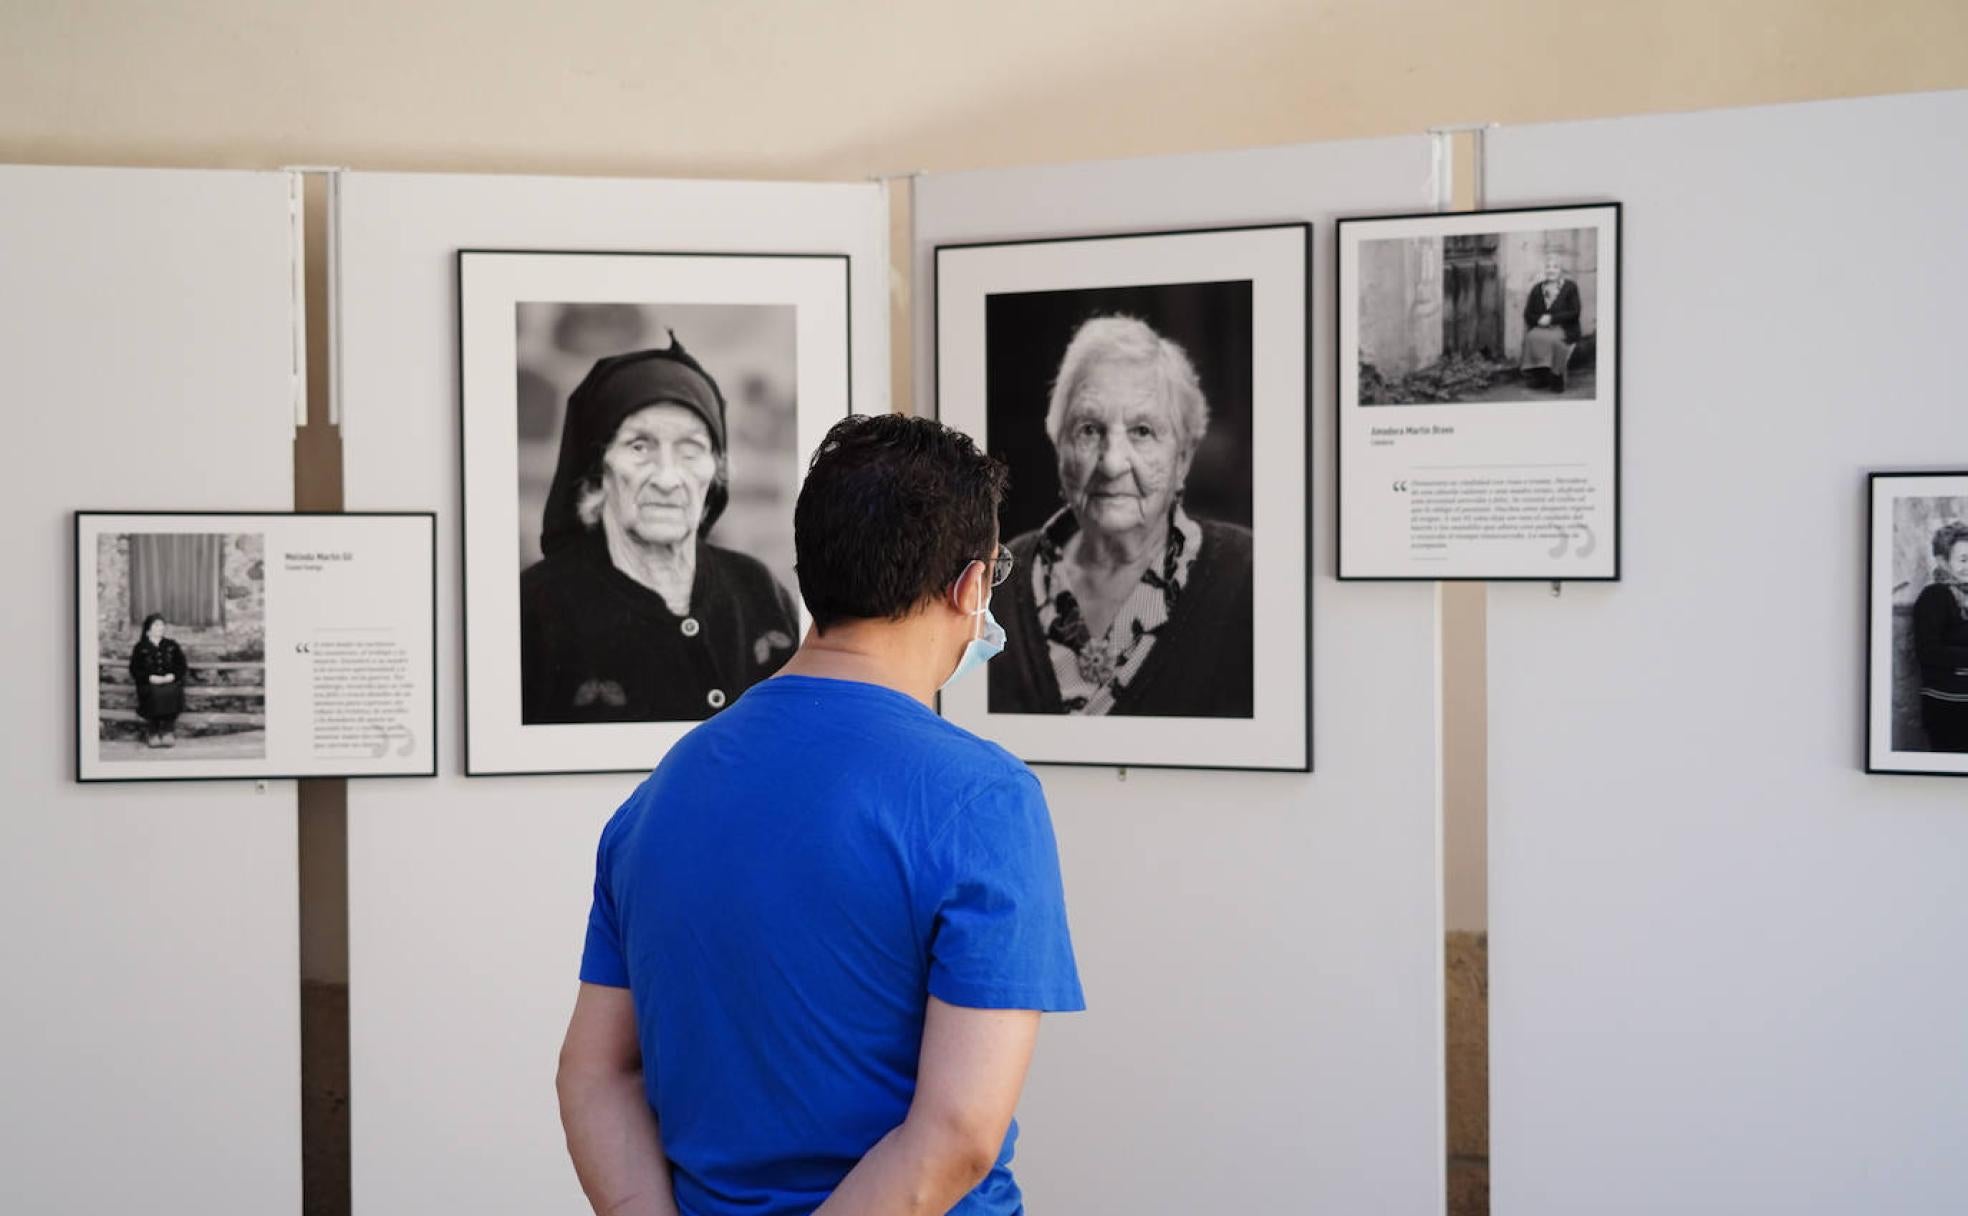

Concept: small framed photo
[[458, 249, 851, 776], [1867, 471, 1968, 776], [75, 511, 437, 782], [1336, 203, 1621, 580], [935, 223, 1310, 772]]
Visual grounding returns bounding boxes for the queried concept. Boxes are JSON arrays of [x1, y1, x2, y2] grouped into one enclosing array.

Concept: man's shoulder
[[795, 688, 1035, 803], [918, 719, 1041, 809]]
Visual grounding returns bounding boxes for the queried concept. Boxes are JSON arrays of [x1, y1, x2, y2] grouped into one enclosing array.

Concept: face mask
[[941, 576, 1006, 690]]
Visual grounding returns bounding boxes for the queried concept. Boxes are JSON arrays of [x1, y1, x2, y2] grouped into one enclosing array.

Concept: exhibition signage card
[[1336, 203, 1621, 580], [75, 511, 437, 782]]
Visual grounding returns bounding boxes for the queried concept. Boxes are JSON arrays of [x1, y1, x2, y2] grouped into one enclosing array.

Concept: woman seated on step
[[1520, 255, 1583, 392], [129, 612, 189, 748]]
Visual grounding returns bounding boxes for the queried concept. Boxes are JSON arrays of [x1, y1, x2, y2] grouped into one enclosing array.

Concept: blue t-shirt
[[580, 674, 1085, 1216]]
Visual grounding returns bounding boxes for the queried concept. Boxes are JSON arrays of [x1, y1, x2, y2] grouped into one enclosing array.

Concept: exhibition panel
[[916, 134, 1445, 1216], [1485, 91, 1968, 1215], [0, 166, 304, 1215], [334, 171, 889, 1214]]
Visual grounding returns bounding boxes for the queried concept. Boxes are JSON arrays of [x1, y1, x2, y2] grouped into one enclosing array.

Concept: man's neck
[[775, 614, 953, 709]]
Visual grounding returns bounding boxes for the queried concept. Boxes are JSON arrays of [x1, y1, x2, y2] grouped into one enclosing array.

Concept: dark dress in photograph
[[989, 512, 1254, 718], [1912, 579, 1968, 752], [129, 636, 189, 734], [520, 532, 798, 724], [1520, 278, 1582, 381]]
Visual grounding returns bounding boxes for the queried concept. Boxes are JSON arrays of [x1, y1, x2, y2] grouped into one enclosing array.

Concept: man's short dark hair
[[795, 414, 1008, 632]]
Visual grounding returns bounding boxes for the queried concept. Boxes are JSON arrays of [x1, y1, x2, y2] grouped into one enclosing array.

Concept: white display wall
[[334, 172, 889, 1213], [1485, 91, 1968, 1214], [915, 135, 1447, 1215], [0, 166, 302, 1213]]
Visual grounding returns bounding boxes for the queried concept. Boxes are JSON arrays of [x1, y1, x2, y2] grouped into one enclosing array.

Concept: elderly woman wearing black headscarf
[[1520, 255, 1582, 392], [1913, 520, 1968, 752], [989, 315, 1253, 718], [519, 336, 799, 724], [129, 612, 190, 748]]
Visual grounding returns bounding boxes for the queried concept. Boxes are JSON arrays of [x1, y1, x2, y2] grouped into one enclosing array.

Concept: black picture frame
[[1334, 202, 1623, 582], [456, 248, 854, 777], [1865, 470, 1968, 777], [73, 510, 439, 784], [932, 222, 1313, 773]]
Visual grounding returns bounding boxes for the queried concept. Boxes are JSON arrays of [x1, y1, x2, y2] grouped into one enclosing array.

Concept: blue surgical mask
[[941, 605, 1005, 690]]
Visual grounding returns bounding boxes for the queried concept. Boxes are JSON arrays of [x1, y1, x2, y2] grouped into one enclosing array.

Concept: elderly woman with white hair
[[1520, 254, 1583, 392], [988, 315, 1254, 718]]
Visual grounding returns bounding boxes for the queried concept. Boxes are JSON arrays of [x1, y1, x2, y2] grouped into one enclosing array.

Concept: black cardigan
[[1913, 583, 1968, 698], [988, 520, 1254, 718], [1523, 279, 1583, 343], [519, 532, 799, 723], [129, 637, 190, 720]]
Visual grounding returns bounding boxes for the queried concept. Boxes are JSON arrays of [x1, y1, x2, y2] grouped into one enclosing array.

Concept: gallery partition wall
[[8, 86, 1965, 1216], [333, 172, 891, 1214], [1484, 91, 1968, 1214], [329, 137, 1452, 1213], [0, 166, 304, 1215], [913, 136, 1448, 1215]]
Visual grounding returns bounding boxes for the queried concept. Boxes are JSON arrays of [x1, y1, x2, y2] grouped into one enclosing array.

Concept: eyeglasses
[[965, 551, 1016, 588]]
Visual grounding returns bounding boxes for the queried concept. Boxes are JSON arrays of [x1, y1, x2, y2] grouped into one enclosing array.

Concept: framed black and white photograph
[[458, 249, 850, 775], [75, 511, 436, 782], [935, 224, 1310, 771], [1868, 471, 1968, 777], [1336, 203, 1621, 580]]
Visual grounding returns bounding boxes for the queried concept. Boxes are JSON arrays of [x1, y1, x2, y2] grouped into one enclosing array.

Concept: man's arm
[[557, 982, 680, 1216], [814, 996, 1040, 1216]]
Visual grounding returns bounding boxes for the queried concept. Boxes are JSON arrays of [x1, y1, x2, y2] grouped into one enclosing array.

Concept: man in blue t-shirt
[[556, 414, 1085, 1216]]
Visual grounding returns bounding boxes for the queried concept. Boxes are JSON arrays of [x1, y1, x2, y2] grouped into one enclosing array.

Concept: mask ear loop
[[950, 559, 987, 637]]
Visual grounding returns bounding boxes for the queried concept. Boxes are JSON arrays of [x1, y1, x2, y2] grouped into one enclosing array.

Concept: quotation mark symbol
[[1546, 523, 1597, 560], [1392, 480, 1409, 493], [367, 721, 418, 758]]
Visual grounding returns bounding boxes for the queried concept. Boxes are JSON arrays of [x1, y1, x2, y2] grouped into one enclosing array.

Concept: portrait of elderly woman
[[519, 337, 800, 724], [988, 313, 1254, 718]]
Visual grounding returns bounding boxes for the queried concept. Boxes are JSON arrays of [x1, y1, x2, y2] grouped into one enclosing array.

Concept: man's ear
[[946, 559, 984, 615]]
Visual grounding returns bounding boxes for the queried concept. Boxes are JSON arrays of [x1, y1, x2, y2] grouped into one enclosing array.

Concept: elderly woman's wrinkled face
[[1948, 538, 1968, 581], [599, 403, 717, 550], [1543, 258, 1564, 284], [145, 619, 165, 644], [1057, 358, 1188, 539]]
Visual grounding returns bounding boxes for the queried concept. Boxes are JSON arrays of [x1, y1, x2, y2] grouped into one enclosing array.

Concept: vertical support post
[[287, 171, 308, 430]]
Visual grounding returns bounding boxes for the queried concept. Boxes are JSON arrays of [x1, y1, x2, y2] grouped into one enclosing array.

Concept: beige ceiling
[[1, 0, 1963, 177]]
